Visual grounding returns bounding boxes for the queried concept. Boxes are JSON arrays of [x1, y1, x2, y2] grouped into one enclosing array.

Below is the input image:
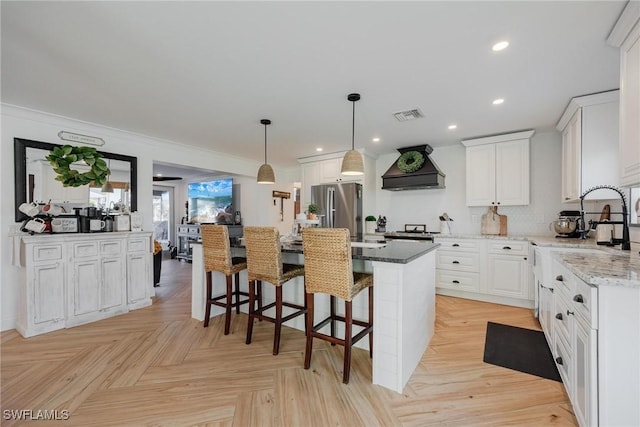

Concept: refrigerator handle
[[327, 187, 334, 228]]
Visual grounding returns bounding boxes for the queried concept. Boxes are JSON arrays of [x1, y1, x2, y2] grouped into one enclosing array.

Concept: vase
[[365, 222, 376, 234]]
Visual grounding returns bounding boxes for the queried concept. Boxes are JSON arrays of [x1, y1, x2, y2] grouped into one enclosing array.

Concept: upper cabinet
[[462, 130, 534, 207], [556, 90, 620, 202], [608, 2, 640, 187]]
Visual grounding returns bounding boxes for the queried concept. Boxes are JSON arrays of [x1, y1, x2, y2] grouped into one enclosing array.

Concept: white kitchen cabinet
[[462, 130, 533, 207], [608, 1, 640, 187], [67, 239, 127, 327], [126, 235, 152, 309], [556, 90, 619, 202], [15, 242, 66, 337], [435, 237, 532, 308], [15, 232, 153, 337]]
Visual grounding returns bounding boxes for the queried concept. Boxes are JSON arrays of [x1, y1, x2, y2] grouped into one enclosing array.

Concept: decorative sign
[[58, 131, 105, 146]]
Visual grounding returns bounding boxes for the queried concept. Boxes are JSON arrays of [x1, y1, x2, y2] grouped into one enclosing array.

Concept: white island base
[[191, 242, 437, 393]]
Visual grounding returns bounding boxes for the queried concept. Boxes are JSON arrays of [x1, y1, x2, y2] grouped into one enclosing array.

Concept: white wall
[[1, 105, 298, 331], [374, 131, 566, 236]]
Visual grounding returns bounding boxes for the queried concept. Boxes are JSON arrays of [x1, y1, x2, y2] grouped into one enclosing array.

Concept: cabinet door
[[32, 262, 65, 325], [101, 257, 125, 311], [538, 281, 554, 347], [301, 163, 320, 208], [465, 144, 496, 206], [620, 23, 640, 187], [71, 259, 101, 316], [319, 158, 342, 183], [127, 253, 150, 304], [573, 319, 598, 427], [562, 109, 582, 202], [487, 254, 527, 299], [495, 139, 529, 206]]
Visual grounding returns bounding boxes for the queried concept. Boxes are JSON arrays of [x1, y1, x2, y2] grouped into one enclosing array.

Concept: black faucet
[[579, 185, 630, 251]]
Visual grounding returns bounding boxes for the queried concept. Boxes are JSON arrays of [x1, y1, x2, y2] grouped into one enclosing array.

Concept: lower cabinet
[[435, 237, 532, 308], [544, 256, 640, 427], [16, 232, 153, 337]]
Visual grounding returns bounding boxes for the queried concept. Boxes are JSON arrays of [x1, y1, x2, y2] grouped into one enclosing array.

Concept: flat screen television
[[187, 177, 234, 224]]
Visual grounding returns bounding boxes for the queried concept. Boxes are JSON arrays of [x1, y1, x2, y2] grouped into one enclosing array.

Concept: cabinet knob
[[555, 313, 563, 320], [452, 243, 460, 247], [555, 356, 564, 365], [503, 246, 511, 250], [555, 275, 564, 282], [452, 280, 460, 284], [452, 260, 460, 264], [573, 294, 584, 303], [566, 309, 574, 316]]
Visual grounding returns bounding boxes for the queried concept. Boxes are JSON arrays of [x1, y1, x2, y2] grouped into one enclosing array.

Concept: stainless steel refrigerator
[[310, 182, 363, 237]]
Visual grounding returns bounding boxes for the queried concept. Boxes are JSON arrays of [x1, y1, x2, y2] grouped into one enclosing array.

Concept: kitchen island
[[191, 239, 439, 393]]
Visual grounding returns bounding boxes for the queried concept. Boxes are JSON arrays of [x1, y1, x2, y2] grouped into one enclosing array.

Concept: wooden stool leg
[[246, 280, 256, 345], [204, 271, 212, 327], [304, 292, 314, 369], [330, 295, 337, 345], [273, 286, 283, 355], [369, 286, 374, 358], [343, 300, 353, 384], [257, 280, 263, 321], [224, 274, 233, 335], [234, 272, 241, 314], [303, 278, 309, 336]]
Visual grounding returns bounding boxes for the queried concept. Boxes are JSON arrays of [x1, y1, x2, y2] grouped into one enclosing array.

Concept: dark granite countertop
[[218, 238, 440, 264]]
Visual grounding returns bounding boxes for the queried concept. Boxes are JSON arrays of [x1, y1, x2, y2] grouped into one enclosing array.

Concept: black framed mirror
[[14, 137, 137, 222]]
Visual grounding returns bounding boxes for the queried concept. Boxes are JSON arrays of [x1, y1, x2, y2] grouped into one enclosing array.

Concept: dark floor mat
[[483, 321, 561, 382]]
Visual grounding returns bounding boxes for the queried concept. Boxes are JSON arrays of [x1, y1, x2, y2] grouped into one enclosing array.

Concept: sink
[[351, 242, 387, 248]]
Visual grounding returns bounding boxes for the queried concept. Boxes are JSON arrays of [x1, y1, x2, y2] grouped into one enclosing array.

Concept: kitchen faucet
[[578, 185, 630, 251]]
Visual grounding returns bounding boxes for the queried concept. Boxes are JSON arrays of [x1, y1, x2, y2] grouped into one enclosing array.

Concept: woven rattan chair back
[[201, 225, 233, 276], [244, 226, 284, 286], [302, 228, 356, 301]]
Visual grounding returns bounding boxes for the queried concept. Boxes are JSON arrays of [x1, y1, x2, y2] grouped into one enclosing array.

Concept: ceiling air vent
[[393, 108, 424, 122]]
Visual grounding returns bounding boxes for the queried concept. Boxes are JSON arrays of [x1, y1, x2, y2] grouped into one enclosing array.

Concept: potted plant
[[307, 204, 319, 220], [365, 215, 377, 234]]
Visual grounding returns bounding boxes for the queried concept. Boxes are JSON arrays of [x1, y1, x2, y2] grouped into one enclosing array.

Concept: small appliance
[[115, 214, 130, 232], [553, 210, 581, 238]]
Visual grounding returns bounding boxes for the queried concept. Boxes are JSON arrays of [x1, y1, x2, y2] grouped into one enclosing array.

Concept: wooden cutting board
[[599, 204, 611, 221], [481, 206, 501, 235], [499, 214, 508, 236]]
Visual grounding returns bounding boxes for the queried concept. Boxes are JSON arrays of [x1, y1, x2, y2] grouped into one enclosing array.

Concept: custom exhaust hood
[[381, 144, 445, 191]]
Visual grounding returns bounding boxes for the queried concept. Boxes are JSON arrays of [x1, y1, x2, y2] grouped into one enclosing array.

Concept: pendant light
[[101, 159, 114, 193], [257, 119, 275, 184], [341, 93, 364, 175]]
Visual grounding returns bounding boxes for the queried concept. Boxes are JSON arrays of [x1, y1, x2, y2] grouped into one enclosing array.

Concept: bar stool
[[201, 224, 249, 335], [244, 226, 306, 355], [301, 228, 373, 384]]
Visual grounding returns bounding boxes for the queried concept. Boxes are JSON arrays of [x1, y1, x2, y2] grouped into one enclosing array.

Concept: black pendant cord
[[351, 100, 356, 150], [264, 124, 268, 163]]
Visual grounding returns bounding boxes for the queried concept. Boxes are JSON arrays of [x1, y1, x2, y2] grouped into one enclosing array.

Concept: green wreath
[[46, 145, 111, 187], [396, 150, 425, 173]]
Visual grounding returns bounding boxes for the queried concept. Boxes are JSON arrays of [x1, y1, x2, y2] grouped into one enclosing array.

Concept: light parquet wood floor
[[1, 258, 577, 426]]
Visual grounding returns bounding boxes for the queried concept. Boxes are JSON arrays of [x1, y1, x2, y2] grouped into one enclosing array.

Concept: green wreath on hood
[[396, 150, 425, 173], [46, 145, 111, 187]]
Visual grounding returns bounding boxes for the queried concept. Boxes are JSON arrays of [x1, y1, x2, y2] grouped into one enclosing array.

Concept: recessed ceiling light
[[372, 137, 380, 142], [448, 124, 457, 130], [316, 147, 323, 152], [492, 41, 509, 52], [492, 98, 504, 105]]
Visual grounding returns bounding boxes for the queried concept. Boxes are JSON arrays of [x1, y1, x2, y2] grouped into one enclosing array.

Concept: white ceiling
[[1, 1, 626, 173]]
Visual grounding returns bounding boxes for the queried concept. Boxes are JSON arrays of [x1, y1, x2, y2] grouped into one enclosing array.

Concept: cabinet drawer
[[177, 226, 189, 234], [101, 240, 122, 255], [128, 238, 149, 253], [554, 294, 573, 350], [552, 261, 575, 298], [554, 333, 572, 386], [487, 240, 529, 256], [436, 239, 480, 252], [573, 278, 598, 329], [188, 227, 201, 235], [33, 244, 63, 262], [437, 251, 480, 272], [436, 270, 480, 292], [73, 242, 98, 258]]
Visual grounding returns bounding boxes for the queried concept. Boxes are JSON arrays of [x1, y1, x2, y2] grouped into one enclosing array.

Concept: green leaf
[[62, 145, 73, 156]]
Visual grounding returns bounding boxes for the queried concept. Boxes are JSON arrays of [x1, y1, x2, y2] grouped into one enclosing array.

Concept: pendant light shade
[[101, 159, 114, 193], [257, 119, 275, 184], [341, 93, 365, 175]]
